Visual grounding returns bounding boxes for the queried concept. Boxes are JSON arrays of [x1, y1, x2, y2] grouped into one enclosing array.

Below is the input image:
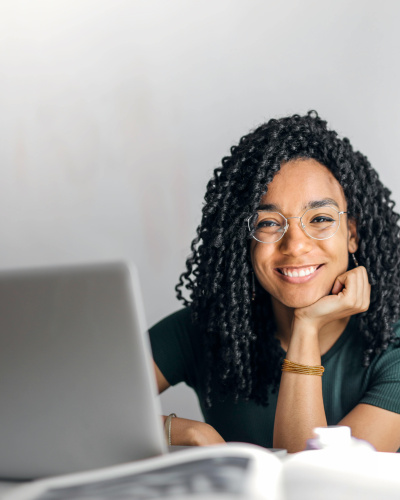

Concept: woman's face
[[250, 158, 358, 309]]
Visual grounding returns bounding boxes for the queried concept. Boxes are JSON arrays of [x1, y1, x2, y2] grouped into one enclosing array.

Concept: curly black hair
[[175, 111, 400, 407]]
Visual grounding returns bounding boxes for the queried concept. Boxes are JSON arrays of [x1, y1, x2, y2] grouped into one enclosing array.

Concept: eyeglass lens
[[250, 207, 340, 243]]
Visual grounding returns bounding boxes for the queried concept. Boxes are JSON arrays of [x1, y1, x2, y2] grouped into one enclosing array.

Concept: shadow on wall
[[160, 383, 204, 422]]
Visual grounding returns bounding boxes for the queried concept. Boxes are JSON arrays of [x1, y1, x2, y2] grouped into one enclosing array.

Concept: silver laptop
[[0, 262, 167, 480]]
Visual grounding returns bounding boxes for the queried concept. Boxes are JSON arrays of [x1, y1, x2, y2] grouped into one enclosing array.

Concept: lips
[[278, 265, 320, 277], [275, 264, 324, 283]]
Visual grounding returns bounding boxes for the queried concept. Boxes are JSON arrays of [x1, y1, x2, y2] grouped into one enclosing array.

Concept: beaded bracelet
[[164, 413, 177, 445], [282, 358, 324, 376]]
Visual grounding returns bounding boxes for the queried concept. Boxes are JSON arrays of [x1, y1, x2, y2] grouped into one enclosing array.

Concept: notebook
[[0, 262, 167, 480]]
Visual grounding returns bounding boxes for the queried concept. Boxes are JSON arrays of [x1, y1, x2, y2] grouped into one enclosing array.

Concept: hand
[[164, 416, 226, 446], [293, 266, 371, 331]]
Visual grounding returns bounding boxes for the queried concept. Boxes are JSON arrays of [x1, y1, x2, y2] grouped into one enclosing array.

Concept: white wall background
[[1, 0, 399, 421]]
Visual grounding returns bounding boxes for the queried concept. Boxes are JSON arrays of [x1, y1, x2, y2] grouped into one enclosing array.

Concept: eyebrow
[[257, 198, 340, 212]]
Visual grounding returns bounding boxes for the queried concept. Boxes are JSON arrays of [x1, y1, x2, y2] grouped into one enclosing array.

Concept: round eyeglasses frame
[[246, 206, 348, 244]]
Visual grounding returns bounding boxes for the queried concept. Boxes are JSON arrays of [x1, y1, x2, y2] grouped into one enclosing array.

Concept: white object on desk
[[284, 449, 400, 500], [1, 444, 284, 500]]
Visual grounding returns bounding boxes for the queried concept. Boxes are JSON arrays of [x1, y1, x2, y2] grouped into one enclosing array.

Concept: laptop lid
[[0, 261, 167, 480]]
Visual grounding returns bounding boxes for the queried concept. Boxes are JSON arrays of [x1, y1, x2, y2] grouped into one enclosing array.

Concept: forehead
[[260, 159, 346, 212]]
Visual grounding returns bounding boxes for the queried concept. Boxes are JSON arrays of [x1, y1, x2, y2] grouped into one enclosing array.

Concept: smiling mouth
[[277, 264, 323, 278]]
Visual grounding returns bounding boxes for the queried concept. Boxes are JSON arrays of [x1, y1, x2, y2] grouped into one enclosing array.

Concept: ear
[[347, 217, 358, 254]]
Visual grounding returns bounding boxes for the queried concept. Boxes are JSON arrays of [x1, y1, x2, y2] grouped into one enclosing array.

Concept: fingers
[[295, 266, 371, 331], [332, 266, 370, 314], [331, 275, 345, 295], [352, 265, 370, 312], [361, 266, 371, 312]]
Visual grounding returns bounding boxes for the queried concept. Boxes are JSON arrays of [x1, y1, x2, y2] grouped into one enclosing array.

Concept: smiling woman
[[250, 159, 358, 310], [149, 111, 400, 452]]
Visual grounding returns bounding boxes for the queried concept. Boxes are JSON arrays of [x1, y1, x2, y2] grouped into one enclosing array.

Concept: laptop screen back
[[0, 262, 166, 479]]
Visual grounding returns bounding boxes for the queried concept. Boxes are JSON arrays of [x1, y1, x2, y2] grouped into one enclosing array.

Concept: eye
[[257, 219, 280, 228], [310, 216, 335, 224], [251, 212, 285, 233]]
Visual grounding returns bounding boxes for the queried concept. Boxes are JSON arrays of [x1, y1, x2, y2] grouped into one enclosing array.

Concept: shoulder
[[148, 307, 204, 388], [356, 318, 400, 415], [392, 319, 400, 339], [367, 318, 400, 376], [149, 307, 203, 357], [149, 307, 194, 338]]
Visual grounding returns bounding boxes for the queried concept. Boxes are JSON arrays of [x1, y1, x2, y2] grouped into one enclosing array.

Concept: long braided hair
[[175, 111, 400, 406]]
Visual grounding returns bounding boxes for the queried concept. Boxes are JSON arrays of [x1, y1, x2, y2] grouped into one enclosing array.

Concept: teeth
[[281, 266, 318, 277]]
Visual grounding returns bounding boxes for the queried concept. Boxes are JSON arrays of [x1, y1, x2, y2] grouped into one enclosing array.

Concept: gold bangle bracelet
[[282, 358, 324, 376]]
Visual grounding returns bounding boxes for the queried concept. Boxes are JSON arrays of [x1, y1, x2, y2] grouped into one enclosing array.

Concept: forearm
[[162, 416, 226, 446], [273, 325, 327, 452]]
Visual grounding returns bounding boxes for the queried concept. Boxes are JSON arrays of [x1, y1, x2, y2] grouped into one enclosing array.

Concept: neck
[[270, 297, 351, 355]]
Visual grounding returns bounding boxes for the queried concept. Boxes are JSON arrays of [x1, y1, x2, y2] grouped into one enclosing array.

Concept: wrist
[[291, 316, 320, 337], [287, 322, 321, 364]]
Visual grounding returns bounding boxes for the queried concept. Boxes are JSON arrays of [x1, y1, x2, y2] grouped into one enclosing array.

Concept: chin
[[279, 292, 326, 309], [282, 299, 315, 309]]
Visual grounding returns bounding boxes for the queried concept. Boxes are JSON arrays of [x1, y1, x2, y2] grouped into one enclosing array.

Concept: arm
[[273, 266, 371, 452], [339, 404, 400, 452], [153, 361, 226, 446], [273, 324, 326, 452]]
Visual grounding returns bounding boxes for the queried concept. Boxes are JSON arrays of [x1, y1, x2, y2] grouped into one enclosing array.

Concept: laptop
[[0, 262, 167, 480]]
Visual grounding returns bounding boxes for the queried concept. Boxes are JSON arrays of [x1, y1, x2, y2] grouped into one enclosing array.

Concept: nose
[[278, 217, 313, 256]]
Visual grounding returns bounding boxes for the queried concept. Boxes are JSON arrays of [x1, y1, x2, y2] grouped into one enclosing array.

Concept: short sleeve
[[148, 307, 202, 389], [359, 322, 400, 414]]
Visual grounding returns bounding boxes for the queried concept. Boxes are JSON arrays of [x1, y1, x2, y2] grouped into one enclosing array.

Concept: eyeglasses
[[247, 206, 348, 244]]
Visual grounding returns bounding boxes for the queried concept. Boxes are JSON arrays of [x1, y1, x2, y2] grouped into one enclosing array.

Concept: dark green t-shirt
[[149, 307, 400, 448]]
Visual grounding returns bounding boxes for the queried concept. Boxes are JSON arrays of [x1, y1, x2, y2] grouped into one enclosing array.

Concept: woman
[[149, 111, 400, 452]]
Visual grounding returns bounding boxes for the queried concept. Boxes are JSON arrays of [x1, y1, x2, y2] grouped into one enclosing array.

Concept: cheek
[[327, 235, 350, 270], [250, 242, 273, 271], [250, 245, 278, 292]]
